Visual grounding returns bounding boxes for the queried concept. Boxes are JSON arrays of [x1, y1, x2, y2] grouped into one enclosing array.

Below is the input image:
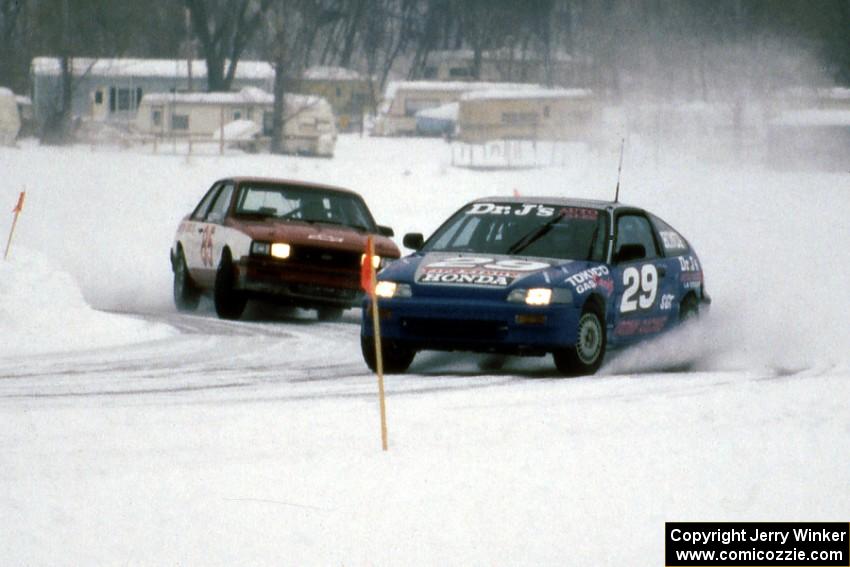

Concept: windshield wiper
[[306, 218, 369, 231], [506, 210, 566, 255]]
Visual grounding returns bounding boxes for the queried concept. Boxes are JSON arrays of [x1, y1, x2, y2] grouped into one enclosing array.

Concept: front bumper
[[236, 256, 362, 308], [361, 296, 581, 355]]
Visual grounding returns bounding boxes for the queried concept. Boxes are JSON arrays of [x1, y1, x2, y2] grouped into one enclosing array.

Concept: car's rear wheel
[[679, 294, 699, 323], [317, 307, 344, 321], [553, 306, 606, 377], [214, 251, 247, 320], [361, 335, 415, 374], [173, 247, 200, 312]]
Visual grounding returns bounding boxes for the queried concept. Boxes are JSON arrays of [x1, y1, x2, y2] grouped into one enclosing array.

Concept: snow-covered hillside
[[0, 135, 848, 565]]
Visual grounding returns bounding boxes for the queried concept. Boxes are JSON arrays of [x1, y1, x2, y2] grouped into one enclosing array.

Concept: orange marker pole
[[4, 190, 25, 261], [362, 235, 388, 451], [370, 238, 388, 451]]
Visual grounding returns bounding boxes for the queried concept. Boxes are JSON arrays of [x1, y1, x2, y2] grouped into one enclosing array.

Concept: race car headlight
[[507, 287, 572, 306], [271, 243, 291, 259], [361, 253, 383, 270], [375, 281, 413, 299]]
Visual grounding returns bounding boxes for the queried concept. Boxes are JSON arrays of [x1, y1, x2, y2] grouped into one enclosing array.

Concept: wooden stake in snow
[[4, 190, 25, 261], [361, 235, 388, 451]]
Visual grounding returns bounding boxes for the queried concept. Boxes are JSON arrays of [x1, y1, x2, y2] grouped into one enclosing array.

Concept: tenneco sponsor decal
[[417, 256, 550, 287], [465, 202, 599, 219], [565, 266, 612, 295], [666, 522, 849, 566]]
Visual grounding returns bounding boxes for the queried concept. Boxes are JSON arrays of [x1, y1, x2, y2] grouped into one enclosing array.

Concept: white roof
[[427, 48, 573, 64], [773, 109, 850, 127], [383, 80, 545, 102], [461, 87, 592, 102], [31, 57, 274, 80], [302, 66, 362, 81], [0, 87, 13, 97], [142, 87, 326, 110]]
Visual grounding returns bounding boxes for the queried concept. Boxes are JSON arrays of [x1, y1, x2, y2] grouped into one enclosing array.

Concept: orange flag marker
[[362, 236, 388, 451], [4, 190, 25, 261]]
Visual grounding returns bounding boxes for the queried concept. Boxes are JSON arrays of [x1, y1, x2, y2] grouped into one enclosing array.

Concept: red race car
[[170, 177, 400, 320]]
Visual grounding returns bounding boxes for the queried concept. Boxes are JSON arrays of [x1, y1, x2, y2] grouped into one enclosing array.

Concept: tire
[[214, 251, 247, 320], [317, 307, 344, 321], [553, 306, 606, 377], [679, 294, 699, 323], [361, 335, 415, 374], [173, 248, 200, 312]]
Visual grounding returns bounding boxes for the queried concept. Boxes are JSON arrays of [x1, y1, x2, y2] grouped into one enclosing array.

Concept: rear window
[[650, 214, 690, 256]]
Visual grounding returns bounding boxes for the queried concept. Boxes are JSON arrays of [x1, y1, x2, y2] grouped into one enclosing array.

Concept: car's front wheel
[[361, 335, 415, 374], [553, 306, 606, 377], [214, 251, 247, 320], [173, 248, 200, 312]]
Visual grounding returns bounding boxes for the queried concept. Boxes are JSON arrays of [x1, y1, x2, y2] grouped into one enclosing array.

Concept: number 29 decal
[[620, 264, 658, 313]]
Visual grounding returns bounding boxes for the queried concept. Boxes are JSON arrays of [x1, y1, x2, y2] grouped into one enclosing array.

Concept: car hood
[[226, 218, 399, 258], [380, 251, 612, 300]]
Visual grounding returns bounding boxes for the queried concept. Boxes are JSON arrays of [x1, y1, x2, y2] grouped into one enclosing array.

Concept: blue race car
[[361, 197, 710, 376]]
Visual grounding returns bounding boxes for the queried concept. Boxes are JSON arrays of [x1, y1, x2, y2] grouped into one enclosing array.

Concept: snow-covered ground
[[0, 134, 848, 565]]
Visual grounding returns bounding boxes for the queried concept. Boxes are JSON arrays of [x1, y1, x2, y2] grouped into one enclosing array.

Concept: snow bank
[[0, 249, 174, 357]]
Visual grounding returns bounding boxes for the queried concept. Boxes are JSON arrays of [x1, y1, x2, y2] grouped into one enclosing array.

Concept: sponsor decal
[[660, 230, 687, 251], [678, 255, 701, 272], [614, 316, 668, 337], [678, 255, 702, 288], [660, 293, 675, 311], [200, 225, 216, 267], [465, 202, 598, 219], [308, 233, 344, 243], [417, 256, 550, 287], [565, 266, 612, 295]]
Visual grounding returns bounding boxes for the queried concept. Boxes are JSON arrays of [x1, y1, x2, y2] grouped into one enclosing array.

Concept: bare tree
[[184, 0, 273, 92]]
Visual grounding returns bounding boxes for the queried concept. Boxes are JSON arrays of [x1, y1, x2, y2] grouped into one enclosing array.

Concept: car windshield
[[234, 183, 375, 231], [423, 202, 608, 262]]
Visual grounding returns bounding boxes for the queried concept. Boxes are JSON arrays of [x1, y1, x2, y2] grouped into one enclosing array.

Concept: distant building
[[419, 49, 576, 86], [289, 66, 372, 132], [458, 88, 594, 143], [135, 87, 336, 157], [29, 57, 274, 131], [374, 80, 544, 136], [0, 87, 21, 145]]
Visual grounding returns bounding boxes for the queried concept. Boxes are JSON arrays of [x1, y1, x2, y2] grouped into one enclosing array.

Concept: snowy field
[[1, 134, 849, 565]]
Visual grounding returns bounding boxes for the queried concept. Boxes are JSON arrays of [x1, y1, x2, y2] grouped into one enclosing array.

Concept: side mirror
[[377, 225, 394, 237], [403, 232, 424, 251], [615, 243, 646, 263]]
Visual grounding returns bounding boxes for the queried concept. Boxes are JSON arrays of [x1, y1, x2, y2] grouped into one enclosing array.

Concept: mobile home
[[0, 88, 20, 145], [457, 88, 593, 143], [30, 57, 274, 131], [135, 87, 336, 156], [374, 81, 543, 136]]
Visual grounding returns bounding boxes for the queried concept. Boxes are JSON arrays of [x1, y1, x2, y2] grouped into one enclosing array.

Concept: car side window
[[615, 214, 659, 261], [205, 183, 234, 223], [191, 183, 221, 221]]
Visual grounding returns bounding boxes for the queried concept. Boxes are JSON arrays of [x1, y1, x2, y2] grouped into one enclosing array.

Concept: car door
[[183, 182, 222, 277], [610, 212, 678, 344], [194, 181, 235, 287]]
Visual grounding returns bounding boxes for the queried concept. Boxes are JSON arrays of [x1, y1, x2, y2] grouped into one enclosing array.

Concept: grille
[[290, 284, 358, 300], [401, 318, 508, 340], [291, 246, 360, 270]]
